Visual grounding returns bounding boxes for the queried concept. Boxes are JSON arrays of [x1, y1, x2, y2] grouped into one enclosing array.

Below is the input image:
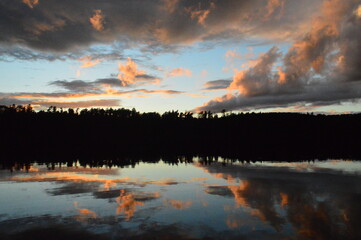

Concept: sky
[[0, 0, 361, 113]]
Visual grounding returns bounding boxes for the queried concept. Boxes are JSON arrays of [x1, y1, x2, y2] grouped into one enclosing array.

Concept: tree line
[[1, 104, 361, 162]]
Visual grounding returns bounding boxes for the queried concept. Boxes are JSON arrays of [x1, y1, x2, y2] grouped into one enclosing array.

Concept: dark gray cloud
[[50, 74, 162, 93], [49, 78, 124, 92], [0, 0, 321, 57], [196, 82, 361, 112], [95, 78, 122, 87], [50, 80, 98, 92], [0, 98, 34, 106], [202, 79, 232, 90], [0, 45, 126, 62]]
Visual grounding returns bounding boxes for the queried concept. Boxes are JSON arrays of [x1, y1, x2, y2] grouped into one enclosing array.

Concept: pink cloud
[[166, 68, 192, 78]]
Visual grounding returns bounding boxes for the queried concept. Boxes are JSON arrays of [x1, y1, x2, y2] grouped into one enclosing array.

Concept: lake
[[1, 158, 361, 240]]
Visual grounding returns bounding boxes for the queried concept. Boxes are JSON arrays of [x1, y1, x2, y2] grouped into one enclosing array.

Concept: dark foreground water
[[1, 159, 361, 240]]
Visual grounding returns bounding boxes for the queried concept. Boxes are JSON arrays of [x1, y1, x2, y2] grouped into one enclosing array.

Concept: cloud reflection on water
[[165, 200, 193, 210], [116, 190, 144, 220], [74, 201, 97, 222], [1, 160, 361, 239], [200, 162, 361, 239]]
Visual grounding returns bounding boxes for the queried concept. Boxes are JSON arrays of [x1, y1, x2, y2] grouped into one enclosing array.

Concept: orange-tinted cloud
[[228, 46, 282, 97], [276, 66, 286, 84], [12, 92, 100, 100], [1, 87, 185, 108], [22, 0, 39, 9], [118, 57, 158, 86], [79, 56, 101, 68], [6, 88, 183, 102], [31, 99, 121, 108], [90, 10, 104, 31], [166, 68, 192, 78], [355, 5, 361, 18]]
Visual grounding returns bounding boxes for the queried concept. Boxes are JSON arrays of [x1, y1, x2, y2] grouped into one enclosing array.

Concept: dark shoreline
[[1, 105, 361, 164]]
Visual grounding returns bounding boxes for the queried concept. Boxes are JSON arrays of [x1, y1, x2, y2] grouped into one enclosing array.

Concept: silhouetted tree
[[0, 104, 361, 161]]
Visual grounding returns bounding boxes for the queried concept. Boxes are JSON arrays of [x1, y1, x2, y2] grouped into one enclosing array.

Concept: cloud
[[0, 98, 121, 109], [79, 56, 101, 68], [50, 80, 96, 92], [202, 79, 232, 90], [22, 0, 39, 9], [225, 50, 242, 60], [32, 99, 121, 108], [197, 0, 361, 112], [166, 68, 192, 78], [196, 82, 361, 112], [264, 0, 285, 21], [229, 46, 282, 97], [355, 4, 361, 18], [186, 2, 215, 26], [0, 0, 322, 54], [95, 78, 123, 87], [0, 88, 183, 101], [89, 10, 105, 31], [118, 57, 160, 86], [0, 82, 184, 109], [161, 0, 179, 14], [0, 45, 125, 62]]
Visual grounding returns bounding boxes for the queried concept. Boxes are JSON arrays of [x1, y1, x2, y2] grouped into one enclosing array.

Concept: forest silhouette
[[1, 104, 361, 163]]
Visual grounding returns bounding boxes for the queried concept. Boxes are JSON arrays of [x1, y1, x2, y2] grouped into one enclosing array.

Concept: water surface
[[1, 159, 361, 240]]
